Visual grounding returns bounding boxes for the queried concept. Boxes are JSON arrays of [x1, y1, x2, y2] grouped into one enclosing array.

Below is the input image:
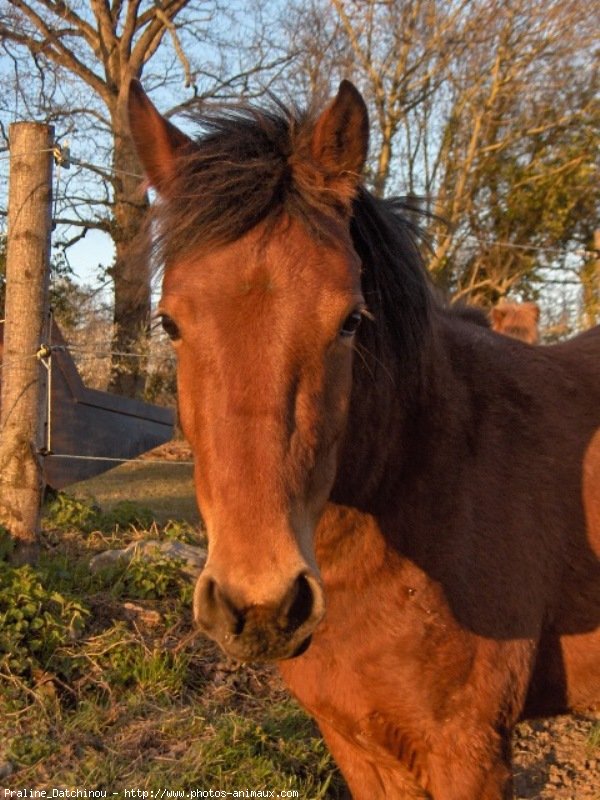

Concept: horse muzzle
[[193, 569, 325, 661]]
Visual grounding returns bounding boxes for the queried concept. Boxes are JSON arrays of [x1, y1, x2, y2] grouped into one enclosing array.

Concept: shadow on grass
[[69, 461, 200, 526]]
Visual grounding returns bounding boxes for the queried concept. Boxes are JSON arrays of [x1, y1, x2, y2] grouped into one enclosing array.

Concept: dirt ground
[[513, 714, 599, 799]]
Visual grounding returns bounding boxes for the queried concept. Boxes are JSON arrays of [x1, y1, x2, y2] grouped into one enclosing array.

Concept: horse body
[[128, 80, 600, 799], [282, 313, 600, 798]]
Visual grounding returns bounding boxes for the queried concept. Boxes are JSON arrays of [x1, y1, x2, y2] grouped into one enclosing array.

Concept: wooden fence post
[[0, 122, 53, 562], [581, 229, 600, 329]]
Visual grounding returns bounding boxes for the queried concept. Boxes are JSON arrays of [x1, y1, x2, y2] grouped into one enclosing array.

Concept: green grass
[[0, 476, 344, 797], [70, 460, 200, 527], [1, 467, 597, 796]]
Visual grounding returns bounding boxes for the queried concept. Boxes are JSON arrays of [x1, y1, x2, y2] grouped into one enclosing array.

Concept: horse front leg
[[426, 729, 513, 800], [421, 635, 536, 799]]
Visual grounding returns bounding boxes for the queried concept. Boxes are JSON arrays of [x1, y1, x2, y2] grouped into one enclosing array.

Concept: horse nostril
[[283, 573, 315, 633], [194, 575, 218, 629], [195, 574, 245, 635], [231, 606, 246, 636]]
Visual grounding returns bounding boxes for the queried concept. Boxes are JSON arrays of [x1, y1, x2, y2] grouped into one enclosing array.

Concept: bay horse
[[491, 302, 540, 344], [128, 80, 600, 799]]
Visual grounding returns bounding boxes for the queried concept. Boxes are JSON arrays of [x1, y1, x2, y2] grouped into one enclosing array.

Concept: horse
[[127, 80, 600, 799], [491, 301, 540, 344]]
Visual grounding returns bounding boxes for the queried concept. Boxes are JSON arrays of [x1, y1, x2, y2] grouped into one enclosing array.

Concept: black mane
[[350, 190, 432, 367]]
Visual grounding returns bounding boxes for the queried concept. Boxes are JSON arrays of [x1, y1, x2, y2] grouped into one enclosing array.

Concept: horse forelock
[[151, 101, 351, 260]]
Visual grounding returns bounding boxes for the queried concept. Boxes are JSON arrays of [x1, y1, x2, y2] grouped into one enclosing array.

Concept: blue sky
[[67, 228, 114, 286]]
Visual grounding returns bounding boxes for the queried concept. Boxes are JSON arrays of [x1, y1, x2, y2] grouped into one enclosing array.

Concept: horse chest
[[278, 536, 476, 773]]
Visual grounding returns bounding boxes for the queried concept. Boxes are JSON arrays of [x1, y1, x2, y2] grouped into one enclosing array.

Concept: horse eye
[[340, 310, 362, 338], [160, 314, 180, 341]]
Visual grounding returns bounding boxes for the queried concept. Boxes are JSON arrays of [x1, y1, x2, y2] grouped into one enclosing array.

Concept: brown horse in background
[[128, 80, 600, 799], [491, 301, 540, 343]]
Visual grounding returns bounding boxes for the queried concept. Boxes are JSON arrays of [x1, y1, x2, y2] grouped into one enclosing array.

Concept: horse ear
[[491, 307, 507, 326], [128, 79, 194, 195], [311, 80, 369, 185], [525, 302, 540, 322]]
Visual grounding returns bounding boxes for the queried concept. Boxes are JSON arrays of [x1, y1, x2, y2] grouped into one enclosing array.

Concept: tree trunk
[[107, 104, 151, 399], [0, 123, 53, 563]]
